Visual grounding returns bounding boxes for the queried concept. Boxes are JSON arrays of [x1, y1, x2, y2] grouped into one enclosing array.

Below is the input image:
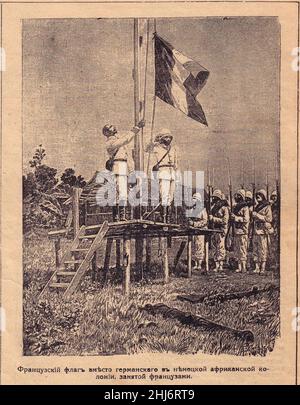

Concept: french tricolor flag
[[154, 33, 209, 126]]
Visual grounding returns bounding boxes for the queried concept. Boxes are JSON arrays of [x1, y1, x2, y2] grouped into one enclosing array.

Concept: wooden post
[[54, 238, 61, 268], [123, 236, 131, 295], [72, 187, 80, 237], [103, 238, 113, 281], [91, 252, 97, 282], [135, 239, 144, 273], [163, 238, 169, 283], [84, 201, 88, 225], [187, 235, 192, 278], [205, 237, 210, 273], [116, 239, 121, 268], [145, 237, 151, 273], [95, 248, 101, 281]]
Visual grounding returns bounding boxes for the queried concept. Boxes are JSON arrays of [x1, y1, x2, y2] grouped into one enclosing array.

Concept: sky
[[23, 17, 280, 191]]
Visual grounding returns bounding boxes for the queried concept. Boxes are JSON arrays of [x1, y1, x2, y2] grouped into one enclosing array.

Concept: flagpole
[[146, 19, 157, 176], [133, 18, 143, 173]]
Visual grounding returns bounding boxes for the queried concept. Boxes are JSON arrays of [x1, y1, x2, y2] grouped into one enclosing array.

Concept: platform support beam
[[145, 237, 151, 273], [205, 237, 210, 273], [187, 235, 192, 278], [54, 238, 61, 268], [123, 236, 131, 295], [91, 252, 97, 281], [163, 237, 169, 283], [72, 187, 80, 237], [116, 239, 121, 268]]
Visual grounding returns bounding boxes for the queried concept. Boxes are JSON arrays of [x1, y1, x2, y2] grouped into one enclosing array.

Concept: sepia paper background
[[0, 0, 299, 385]]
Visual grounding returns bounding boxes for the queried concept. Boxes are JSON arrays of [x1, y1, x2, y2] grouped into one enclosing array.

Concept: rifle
[[241, 161, 245, 190], [248, 157, 256, 252], [206, 163, 212, 250], [225, 157, 234, 251], [207, 162, 212, 227], [211, 167, 215, 194], [266, 160, 269, 201]]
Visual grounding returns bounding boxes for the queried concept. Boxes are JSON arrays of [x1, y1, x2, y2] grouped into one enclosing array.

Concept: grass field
[[23, 232, 280, 356]]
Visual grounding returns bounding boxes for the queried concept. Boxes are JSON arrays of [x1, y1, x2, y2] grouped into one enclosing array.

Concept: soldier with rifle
[[269, 187, 280, 272], [225, 158, 235, 252], [247, 158, 256, 255], [188, 192, 208, 271], [270, 190, 279, 234], [230, 189, 250, 273], [252, 189, 273, 274], [245, 190, 254, 257], [209, 189, 230, 272]]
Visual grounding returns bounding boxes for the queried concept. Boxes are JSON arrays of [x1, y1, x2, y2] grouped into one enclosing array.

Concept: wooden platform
[[48, 219, 218, 240], [45, 220, 221, 299]]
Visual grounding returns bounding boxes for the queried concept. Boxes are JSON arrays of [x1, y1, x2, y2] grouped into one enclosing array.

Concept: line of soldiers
[[189, 187, 279, 275]]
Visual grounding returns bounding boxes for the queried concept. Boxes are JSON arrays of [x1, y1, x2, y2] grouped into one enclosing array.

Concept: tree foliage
[[60, 168, 86, 191], [23, 145, 86, 232]]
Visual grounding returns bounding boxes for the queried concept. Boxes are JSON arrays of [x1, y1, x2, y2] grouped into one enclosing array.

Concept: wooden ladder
[[39, 221, 109, 300]]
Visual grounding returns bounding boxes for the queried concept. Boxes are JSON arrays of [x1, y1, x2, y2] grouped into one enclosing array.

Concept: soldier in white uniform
[[103, 120, 145, 221], [252, 189, 273, 274], [146, 128, 177, 222], [188, 192, 208, 270], [231, 189, 250, 273], [209, 189, 230, 272]]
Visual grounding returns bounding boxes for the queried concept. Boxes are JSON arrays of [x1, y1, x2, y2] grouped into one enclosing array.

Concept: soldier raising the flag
[[103, 119, 145, 221]]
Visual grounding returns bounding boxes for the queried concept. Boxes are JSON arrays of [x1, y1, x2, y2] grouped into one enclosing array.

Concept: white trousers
[[158, 168, 176, 207], [112, 161, 128, 205]]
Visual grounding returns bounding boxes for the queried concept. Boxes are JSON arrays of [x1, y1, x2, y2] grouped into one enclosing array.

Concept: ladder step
[[78, 234, 96, 239], [72, 248, 89, 252], [56, 272, 76, 277], [49, 283, 69, 289], [64, 259, 83, 265]]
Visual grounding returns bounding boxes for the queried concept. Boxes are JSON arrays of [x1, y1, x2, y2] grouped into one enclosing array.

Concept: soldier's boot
[[112, 206, 119, 222], [196, 259, 202, 270], [260, 261, 266, 275], [235, 262, 242, 273], [119, 206, 127, 221], [162, 206, 167, 223], [219, 261, 224, 272], [241, 261, 247, 273], [253, 261, 260, 273], [213, 261, 219, 272], [166, 206, 172, 224]]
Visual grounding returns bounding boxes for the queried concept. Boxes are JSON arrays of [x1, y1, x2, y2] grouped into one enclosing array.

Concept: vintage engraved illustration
[[22, 17, 280, 357]]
